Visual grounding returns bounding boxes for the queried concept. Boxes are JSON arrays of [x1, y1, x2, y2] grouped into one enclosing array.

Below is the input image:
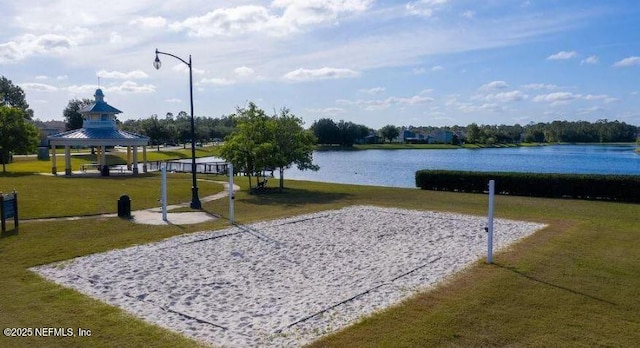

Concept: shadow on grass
[[149, 150, 190, 159], [0, 172, 36, 178], [494, 263, 617, 306], [57, 172, 156, 180], [1, 227, 19, 239], [239, 187, 352, 207]]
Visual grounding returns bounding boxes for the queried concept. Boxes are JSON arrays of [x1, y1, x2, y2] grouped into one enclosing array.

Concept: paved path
[[25, 180, 240, 225]]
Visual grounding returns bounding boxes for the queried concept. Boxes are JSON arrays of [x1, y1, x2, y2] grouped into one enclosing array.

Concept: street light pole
[[154, 48, 201, 209]]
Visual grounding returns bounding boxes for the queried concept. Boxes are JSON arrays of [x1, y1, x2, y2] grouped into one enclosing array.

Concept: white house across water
[[48, 89, 150, 176]]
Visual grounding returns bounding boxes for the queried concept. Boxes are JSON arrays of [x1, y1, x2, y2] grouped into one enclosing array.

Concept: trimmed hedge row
[[415, 170, 640, 203]]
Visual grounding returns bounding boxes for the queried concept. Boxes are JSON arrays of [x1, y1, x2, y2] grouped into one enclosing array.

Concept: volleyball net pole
[[487, 179, 495, 264]]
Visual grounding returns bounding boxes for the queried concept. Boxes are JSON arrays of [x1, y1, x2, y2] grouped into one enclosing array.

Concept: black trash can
[[101, 165, 110, 177], [118, 195, 131, 218]]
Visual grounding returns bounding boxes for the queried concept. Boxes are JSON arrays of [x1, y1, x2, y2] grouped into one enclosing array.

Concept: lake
[[283, 144, 640, 188]]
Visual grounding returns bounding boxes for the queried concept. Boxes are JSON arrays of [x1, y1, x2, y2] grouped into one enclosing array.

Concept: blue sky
[[1, 0, 639, 128]]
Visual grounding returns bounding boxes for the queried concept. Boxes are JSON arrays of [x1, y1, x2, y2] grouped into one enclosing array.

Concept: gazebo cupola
[[80, 88, 121, 129], [48, 89, 149, 176]]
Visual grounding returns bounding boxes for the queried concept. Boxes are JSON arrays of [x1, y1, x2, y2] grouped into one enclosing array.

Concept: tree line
[[464, 120, 638, 144]]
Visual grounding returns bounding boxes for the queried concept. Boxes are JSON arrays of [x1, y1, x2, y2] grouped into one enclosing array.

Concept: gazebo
[[48, 89, 149, 176]]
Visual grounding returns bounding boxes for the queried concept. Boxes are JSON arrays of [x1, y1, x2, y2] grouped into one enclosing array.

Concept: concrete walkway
[[26, 180, 240, 226], [132, 180, 239, 225]]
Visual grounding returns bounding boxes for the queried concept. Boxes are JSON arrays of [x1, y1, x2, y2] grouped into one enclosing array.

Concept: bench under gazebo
[[48, 89, 149, 176]]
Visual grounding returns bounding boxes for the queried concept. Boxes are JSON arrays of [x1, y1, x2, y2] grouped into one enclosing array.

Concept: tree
[[310, 118, 340, 145], [267, 108, 318, 191], [0, 76, 33, 119], [63, 98, 92, 130], [0, 106, 39, 172], [466, 123, 481, 144], [221, 103, 318, 193], [220, 103, 273, 192], [140, 114, 171, 150], [337, 120, 367, 147], [380, 125, 399, 143]]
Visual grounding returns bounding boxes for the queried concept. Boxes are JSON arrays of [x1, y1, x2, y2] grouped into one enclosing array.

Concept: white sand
[[31, 205, 546, 347]]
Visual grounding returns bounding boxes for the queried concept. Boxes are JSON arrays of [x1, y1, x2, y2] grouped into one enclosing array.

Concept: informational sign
[[1, 191, 18, 232]]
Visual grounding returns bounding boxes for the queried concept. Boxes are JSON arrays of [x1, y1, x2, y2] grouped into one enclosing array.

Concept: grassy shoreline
[[1, 170, 639, 347]]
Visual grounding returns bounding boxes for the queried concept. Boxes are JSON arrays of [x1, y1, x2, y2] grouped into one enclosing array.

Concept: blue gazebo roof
[[48, 89, 148, 147], [78, 89, 122, 114]]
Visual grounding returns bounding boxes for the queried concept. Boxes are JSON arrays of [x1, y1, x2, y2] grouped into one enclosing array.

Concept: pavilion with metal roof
[[48, 89, 149, 176]]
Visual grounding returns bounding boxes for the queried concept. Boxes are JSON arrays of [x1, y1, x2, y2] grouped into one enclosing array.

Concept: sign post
[[1, 191, 18, 232], [228, 163, 234, 225], [161, 163, 167, 222], [487, 180, 495, 264]]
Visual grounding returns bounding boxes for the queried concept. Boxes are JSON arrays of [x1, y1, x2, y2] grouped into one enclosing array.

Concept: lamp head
[[153, 54, 162, 70]]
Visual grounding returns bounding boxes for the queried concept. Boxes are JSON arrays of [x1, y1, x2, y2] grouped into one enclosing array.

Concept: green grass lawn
[[0, 171, 638, 347]]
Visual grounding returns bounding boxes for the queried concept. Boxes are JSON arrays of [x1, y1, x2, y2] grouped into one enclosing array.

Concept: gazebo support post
[[64, 146, 71, 175], [100, 145, 108, 176], [132, 146, 139, 174], [51, 144, 57, 175], [127, 146, 132, 170], [142, 146, 147, 173]]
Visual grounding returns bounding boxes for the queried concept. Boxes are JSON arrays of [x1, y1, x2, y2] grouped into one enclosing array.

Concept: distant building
[[428, 129, 454, 144]]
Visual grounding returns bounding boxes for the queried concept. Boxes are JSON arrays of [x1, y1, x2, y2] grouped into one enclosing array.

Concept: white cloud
[[533, 92, 581, 104], [484, 91, 528, 103], [583, 94, 608, 101], [97, 70, 148, 80], [359, 87, 385, 94], [109, 32, 122, 44], [56, 75, 69, 81], [406, 0, 448, 17], [165, 98, 182, 103], [130, 16, 167, 28], [306, 107, 346, 116], [106, 81, 155, 94], [170, 1, 372, 37], [234, 66, 255, 77], [21, 83, 58, 92], [273, 0, 372, 28], [461, 10, 475, 19], [170, 6, 274, 37], [170, 63, 206, 75], [479, 80, 508, 91], [458, 102, 504, 113], [581, 55, 599, 65], [65, 84, 100, 95], [431, 65, 444, 71], [583, 94, 619, 103], [35, 75, 48, 80], [340, 94, 433, 110], [200, 77, 236, 86], [522, 83, 560, 90], [0, 34, 76, 63], [577, 106, 605, 115], [413, 67, 427, 74], [547, 50, 578, 60], [283, 67, 359, 82], [613, 56, 640, 67]]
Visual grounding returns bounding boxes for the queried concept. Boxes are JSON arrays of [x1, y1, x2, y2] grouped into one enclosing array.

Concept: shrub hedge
[[415, 170, 640, 203]]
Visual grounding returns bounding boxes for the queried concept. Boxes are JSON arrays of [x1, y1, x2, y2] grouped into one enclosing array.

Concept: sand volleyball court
[[32, 205, 546, 347]]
